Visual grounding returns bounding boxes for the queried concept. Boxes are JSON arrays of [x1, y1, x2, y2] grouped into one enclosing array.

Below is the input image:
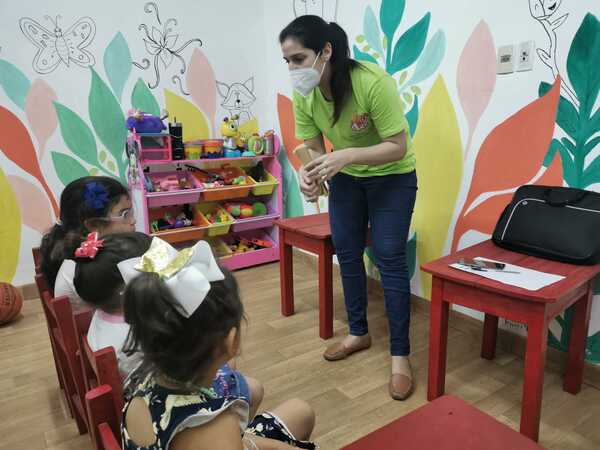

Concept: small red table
[[421, 240, 600, 442], [341, 395, 545, 449], [275, 213, 335, 339]]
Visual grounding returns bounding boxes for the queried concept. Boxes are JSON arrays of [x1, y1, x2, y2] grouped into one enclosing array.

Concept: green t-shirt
[[293, 61, 415, 177]]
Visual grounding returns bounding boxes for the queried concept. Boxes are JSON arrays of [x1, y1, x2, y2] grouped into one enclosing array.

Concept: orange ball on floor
[[0, 283, 23, 324]]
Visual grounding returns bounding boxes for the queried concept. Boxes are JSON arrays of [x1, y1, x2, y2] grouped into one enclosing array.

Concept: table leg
[[563, 280, 594, 394], [520, 311, 547, 442], [481, 314, 499, 360], [318, 240, 334, 339], [428, 276, 449, 401], [279, 228, 294, 316]]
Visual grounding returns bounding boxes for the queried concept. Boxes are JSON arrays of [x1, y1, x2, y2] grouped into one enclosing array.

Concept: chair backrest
[[74, 310, 125, 416], [85, 384, 122, 450], [32, 246, 42, 274], [35, 273, 51, 302], [51, 293, 91, 433]]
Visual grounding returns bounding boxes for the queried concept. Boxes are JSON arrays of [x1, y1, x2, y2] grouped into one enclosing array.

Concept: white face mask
[[289, 52, 326, 97]]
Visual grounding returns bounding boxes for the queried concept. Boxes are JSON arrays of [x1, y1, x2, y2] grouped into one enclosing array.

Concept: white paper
[[449, 257, 565, 291]]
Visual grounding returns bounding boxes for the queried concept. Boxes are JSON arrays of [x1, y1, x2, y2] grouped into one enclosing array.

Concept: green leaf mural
[[54, 102, 99, 167], [364, 6, 384, 57], [277, 148, 304, 218], [104, 32, 133, 101], [132, 78, 161, 116], [51, 151, 90, 186], [0, 59, 31, 110], [406, 29, 446, 87], [89, 68, 127, 180], [389, 13, 431, 75], [353, 45, 379, 65], [405, 95, 419, 136], [540, 13, 600, 364], [380, 0, 406, 67]]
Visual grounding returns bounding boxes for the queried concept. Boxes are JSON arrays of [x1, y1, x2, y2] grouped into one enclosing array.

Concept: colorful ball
[[0, 283, 23, 324]]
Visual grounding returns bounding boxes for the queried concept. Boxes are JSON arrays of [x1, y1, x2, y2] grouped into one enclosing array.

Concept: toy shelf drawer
[[248, 171, 279, 196], [145, 171, 203, 207], [201, 184, 254, 202], [205, 237, 233, 260], [222, 229, 276, 255], [192, 203, 234, 237], [148, 205, 208, 244], [231, 213, 280, 233]]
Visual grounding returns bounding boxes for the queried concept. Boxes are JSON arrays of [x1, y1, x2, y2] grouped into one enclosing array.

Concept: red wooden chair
[[73, 309, 125, 416], [85, 384, 122, 450], [49, 293, 91, 434], [32, 246, 42, 274]]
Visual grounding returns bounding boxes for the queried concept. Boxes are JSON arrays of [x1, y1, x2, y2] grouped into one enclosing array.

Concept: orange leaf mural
[[452, 77, 563, 251], [277, 94, 303, 171], [0, 106, 58, 215]]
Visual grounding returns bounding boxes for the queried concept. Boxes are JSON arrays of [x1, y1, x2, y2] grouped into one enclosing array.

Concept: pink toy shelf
[[130, 132, 283, 270]]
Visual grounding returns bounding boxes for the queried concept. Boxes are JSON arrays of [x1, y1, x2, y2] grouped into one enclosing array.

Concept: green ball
[[252, 202, 267, 216]]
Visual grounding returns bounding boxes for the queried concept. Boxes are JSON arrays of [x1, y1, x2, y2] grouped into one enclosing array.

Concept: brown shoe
[[323, 335, 372, 361], [389, 373, 414, 400]]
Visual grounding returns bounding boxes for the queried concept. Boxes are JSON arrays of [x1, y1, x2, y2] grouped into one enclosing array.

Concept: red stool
[[341, 395, 545, 449], [275, 213, 335, 339]]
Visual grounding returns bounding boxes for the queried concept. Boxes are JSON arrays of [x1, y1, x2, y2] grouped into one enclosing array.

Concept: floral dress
[[122, 374, 316, 450]]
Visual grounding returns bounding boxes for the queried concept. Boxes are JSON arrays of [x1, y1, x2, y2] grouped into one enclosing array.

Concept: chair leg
[[428, 277, 449, 401], [280, 228, 295, 316], [481, 314, 499, 360], [318, 241, 334, 339]]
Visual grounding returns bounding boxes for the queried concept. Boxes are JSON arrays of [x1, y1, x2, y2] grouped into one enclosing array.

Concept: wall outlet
[[517, 40, 535, 72], [497, 44, 515, 74]]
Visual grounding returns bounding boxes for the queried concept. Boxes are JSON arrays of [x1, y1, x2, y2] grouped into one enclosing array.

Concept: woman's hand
[[298, 165, 321, 203], [304, 150, 352, 182]]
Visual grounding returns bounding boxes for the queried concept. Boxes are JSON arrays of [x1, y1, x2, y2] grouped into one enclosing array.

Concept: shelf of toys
[[127, 112, 282, 270]]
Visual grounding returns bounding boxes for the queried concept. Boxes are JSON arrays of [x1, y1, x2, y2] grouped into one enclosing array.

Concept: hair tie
[[75, 232, 104, 259], [83, 182, 109, 211]]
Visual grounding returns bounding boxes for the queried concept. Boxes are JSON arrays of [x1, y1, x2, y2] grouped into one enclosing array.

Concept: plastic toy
[[150, 175, 191, 192], [205, 211, 230, 224], [224, 148, 242, 158], [228, 236, 272, 253], [252, 201, 267, 216], [126, 109, 167, 133], [239, 204, 253, 218], [221, 115, 245, 152], [223, 201, 267, 218], [231, 176, 246, 185], [247, 162, 267, 182], [185, 146, 201, 160], [203, 140, 224, 158], [247, 134, 265, 155]]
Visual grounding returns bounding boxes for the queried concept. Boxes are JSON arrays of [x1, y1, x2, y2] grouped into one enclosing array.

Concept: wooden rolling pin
[[293, 144, 328, 213]]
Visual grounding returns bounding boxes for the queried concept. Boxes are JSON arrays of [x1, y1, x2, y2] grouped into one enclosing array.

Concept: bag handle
[[543, 188, 587, 207]]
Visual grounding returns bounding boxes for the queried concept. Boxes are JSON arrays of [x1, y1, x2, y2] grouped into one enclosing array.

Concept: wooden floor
[[2, 256, 600, 449]]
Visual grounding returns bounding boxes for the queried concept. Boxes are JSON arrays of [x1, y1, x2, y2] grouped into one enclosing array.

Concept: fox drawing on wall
[[216, 77, 256, 121]]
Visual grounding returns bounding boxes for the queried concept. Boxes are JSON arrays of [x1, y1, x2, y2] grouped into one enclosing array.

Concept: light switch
[[516, 40, 535, 72], [497, 44, 515, 74]]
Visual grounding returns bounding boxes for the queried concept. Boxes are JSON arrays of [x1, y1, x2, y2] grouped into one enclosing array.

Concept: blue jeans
[[329, 171, 417, 356]]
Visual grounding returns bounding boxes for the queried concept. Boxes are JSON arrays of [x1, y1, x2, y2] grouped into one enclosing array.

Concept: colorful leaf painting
[[457, 20, 497, 159], [277, 94, 303, 171], [452, 77, 563, 252], [187, 48, 217, 136], [7, 175, 53, 233], [278, 148, 305, 218], [0, 59, 30, 110], [406, 29, 446, 87], [25, 79, 58, 160], [132, 78, 160, 116], [0, 106, 58, 215], [389, 13, 431, 76], [412, 76, 463, 299], [164, 89, 210, 142], [51, 152, 91, 187], [0, 167, 21, 282], [104, 32, 132, 102]]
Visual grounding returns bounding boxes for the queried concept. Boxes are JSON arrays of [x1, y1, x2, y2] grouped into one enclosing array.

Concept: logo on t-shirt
[[351, 112, 370, 132]]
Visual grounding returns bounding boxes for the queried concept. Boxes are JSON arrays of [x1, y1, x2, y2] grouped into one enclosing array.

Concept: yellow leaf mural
[[239, 118, 260, 136], [412, 75, 463, 299], [0, 167, 22, 282], [164, 89, 210, 141]]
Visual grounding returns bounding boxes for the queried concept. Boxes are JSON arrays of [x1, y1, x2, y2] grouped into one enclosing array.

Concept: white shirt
[[54, 259, 85, 309], [87, 310, 142, 379]]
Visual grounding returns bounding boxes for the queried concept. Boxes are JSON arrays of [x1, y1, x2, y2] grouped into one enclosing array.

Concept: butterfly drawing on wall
[[19, 15, 96, 74]]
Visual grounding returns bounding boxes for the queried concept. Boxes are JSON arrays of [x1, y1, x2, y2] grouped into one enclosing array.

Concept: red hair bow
[[75, 232, 104, 259]]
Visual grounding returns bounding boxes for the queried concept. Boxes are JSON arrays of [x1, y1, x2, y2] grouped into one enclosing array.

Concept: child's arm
[[170, 410, 244, 450], [245, 435, 297, 450]]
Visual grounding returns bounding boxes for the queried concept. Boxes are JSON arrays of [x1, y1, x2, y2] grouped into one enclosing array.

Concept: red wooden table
[[341, 395, 545, 449], [275, 213, 335, 339], [421, 240, 600, 442]]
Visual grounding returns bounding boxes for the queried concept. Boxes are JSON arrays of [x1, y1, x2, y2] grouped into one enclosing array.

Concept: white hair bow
[[117, 238, 224, 317]]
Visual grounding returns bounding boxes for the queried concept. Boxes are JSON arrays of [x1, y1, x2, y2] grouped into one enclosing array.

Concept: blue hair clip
[[83, 182, 109, 211]]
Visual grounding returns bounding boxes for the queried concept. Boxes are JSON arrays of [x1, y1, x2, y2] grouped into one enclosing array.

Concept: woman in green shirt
[[280, 15, 417, 400]]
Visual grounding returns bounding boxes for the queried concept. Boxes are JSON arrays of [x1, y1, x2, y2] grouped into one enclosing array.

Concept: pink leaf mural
[[452, 77, 563, 252], [7, 175, 54, 233], [0, 106, 59, 215], [24, 79, 58, 161], [457, 20, 497, 159], [187, 48, 217, 136]]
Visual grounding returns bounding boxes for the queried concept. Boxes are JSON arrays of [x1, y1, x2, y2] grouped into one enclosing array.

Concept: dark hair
[[73, 232, 152, 312], [123, 267, 244, 387], [279, 15, 358, 125], [40, 176, 129, 290]]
